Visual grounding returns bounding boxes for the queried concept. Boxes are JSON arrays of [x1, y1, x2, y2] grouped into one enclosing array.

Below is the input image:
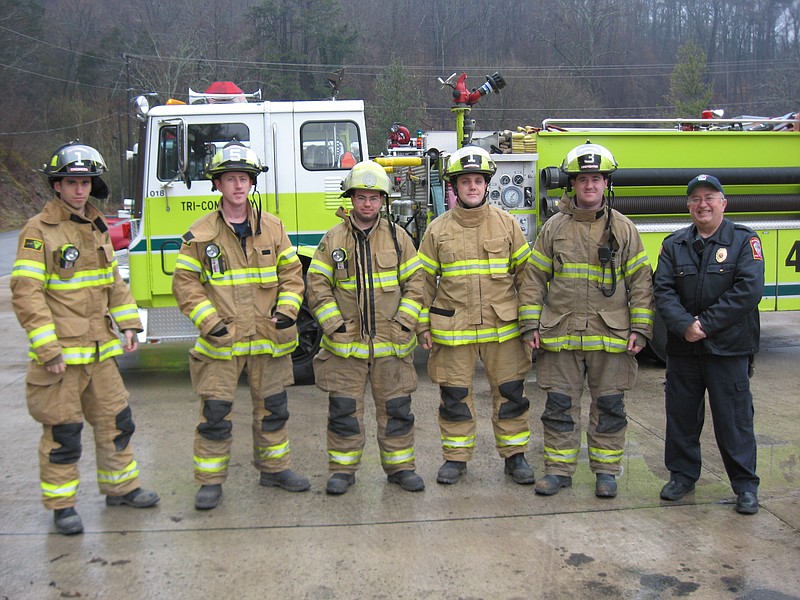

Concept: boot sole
[[55, 518, 84, 535], [106, 495, 160, 508], [534, 479, 572, 496], [387, 475, 425, 492], [505, 469, 536, 485]]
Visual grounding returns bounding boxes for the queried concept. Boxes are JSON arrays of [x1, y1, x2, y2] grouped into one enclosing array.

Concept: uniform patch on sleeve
[[23, 238, 44, 251], [749, 237, 763, 261], [181, 231, 195, 245]]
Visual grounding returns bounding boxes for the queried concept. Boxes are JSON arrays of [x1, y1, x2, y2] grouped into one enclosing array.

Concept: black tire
[[291, 299, 321, 385]]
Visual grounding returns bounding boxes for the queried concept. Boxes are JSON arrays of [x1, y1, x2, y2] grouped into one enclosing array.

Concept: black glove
[[208, 323, 228, 337], [273, 311, 295, 330]]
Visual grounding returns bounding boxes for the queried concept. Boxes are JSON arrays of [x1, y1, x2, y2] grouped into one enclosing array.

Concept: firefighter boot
[[436, 460, 467, 484], [54, 507, 84, 535], [534, 474, 572, 496], [326, 473, 356, 495], [260, 470, 311, 492], [195, 484, 223, 510], [504, 453, 536, 485], [595, 473, 618, 498], [387, 470, 425, 492], [106, 487, 160, 508]]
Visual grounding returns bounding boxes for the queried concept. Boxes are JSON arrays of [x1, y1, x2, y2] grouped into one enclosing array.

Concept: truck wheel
[[291, 300, 321, 385], [643, 308, 667, 365]]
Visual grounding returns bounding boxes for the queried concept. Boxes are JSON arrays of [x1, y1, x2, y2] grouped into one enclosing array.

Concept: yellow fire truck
[[122, 78, 799, 380]]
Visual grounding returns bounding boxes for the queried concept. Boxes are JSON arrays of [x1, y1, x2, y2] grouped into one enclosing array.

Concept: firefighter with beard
[[417, 146, 535, 486], [172, 142, 309, 510], [11, 142, 159, 535], [307, 161, 425, 495], [519, 142, 654, 498]]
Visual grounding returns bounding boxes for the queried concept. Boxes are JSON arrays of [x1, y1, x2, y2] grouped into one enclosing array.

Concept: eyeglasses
[[687, 194, 724, 206]]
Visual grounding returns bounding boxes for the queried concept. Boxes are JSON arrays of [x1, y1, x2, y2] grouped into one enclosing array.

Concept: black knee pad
[[498, 379, 530, 420], [385, 395, 414, 437], [439, 386, 472, 422], [262, 390, 289, 432], [596, 393, 627, 434], [50, 422, 84, 464], [113, 406, 135, 451], [328, 396, 360, 437], [197, 399, 233, 441], [541, 391, 575, 432]]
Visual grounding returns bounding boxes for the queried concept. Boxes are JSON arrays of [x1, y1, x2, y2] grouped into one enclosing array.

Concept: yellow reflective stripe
[[314, 301, 341, 325], [41, 478, 80, 498], [510, 243, 531, 269], [34, 340, 123, 365], [398, 256, 422, 282], [203, 267, 278, 286], [194, 454, 230, 473], [496, 430, 530, 447], [630, 307, 654, 327], [381, 447, 415, 465], [12, 259, 47, 281], [278, 246, 300, 265], [624, 250, 650, 275], [418, 309, 430, 326], [189, 299, 217, 328], [277, 291, 302, 311], [553, 262, 623, 285], [329, 449, 362, 466], [28, 323, 57, 349], [439, 258, 513, 277], [418, 251, 439, 275], [175, 254, 203, 272], [308, 258, 334, 282], [430, 323, 520, 346], [540, 334, 628, 353], [193, 336, 299, 360], [397, 298, 422, 321], [518, 304, 541, 321], [97, 460, 139, 486], [45, 266, 115, 290], [256, 440, 290, 460], [320, 335, 416, 359], [528, 248, 553, 273], [544, 446, 579, 464], [441, 434, 476, 449], [109, 303, 139, 325], [589, 446, 624, 463]]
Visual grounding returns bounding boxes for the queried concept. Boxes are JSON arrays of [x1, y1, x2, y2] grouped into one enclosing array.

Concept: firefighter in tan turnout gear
[[519, 142, 654, 498], [11, 142, 159, 535], [417, 146, 535, 485], [172, 142, 309, 510], [306, 161, 425, 495]]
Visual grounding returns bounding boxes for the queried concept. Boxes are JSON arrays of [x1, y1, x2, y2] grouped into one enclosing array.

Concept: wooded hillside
[[1, 0, 798, 229]]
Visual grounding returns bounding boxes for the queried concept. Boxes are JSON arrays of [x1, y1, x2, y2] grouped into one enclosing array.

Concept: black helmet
[[42, 141, 109, 200]]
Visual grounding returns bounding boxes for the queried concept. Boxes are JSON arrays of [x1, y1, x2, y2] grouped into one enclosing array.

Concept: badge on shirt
[[23, 238, 44, 251], [715, 247, 727, 263], [749, 237, 763, 261]]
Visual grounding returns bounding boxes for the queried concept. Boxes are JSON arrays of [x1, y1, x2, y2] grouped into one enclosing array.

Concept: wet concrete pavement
[[0, 274, 798, 599]]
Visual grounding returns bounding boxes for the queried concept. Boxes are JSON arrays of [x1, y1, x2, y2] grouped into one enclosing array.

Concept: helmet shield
[[340, 161, 391, 197], [443, 146, 497, 182]]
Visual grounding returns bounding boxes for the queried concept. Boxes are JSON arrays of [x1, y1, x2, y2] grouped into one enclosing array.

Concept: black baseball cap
[[687, 174, 724, 196]]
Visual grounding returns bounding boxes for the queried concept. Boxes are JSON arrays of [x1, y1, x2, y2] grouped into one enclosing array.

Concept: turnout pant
[[25, 358, 140, 510], [664, 353, 759, 494], [427, 339, 532, 462], [313, 350, 418, 475], [189, 350, 295, 485], [536, 349, 637, 477]]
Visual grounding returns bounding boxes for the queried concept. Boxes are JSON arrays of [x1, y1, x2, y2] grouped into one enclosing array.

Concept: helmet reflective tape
[[560, 142, 617, 175], [340, 161, 391, 197], [443, 146, 497, 181]]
